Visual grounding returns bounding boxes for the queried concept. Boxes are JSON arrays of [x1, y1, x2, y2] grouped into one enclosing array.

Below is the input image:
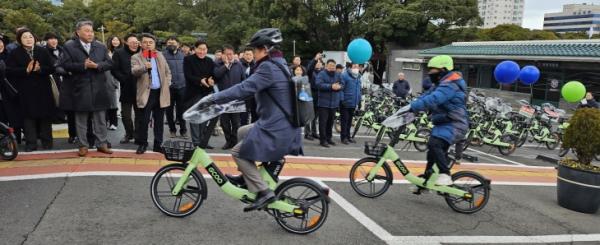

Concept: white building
[[543, 3, 600, 34], [478, 0, 525, 28]]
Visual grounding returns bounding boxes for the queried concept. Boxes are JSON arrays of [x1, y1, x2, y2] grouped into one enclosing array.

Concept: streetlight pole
[[98, 25, 106, 44]]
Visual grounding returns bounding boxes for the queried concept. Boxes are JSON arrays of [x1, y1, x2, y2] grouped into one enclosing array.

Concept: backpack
[[266, 60, 315, 128]]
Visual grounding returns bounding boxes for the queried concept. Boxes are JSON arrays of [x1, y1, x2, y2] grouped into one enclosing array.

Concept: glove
[[198, 94, 215, 108], [397, 105, 412, 115]]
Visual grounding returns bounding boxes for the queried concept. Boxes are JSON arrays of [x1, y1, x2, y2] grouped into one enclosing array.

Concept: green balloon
[[561, 81, 586, 103]]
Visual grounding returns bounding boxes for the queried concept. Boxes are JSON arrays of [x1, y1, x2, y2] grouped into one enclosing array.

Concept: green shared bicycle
[[349, 112, 491, 214], [150, 101, 330, 234]]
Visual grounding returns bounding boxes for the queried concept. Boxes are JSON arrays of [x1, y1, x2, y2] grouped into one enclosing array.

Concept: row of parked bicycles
[[348, 87, 592, 159]]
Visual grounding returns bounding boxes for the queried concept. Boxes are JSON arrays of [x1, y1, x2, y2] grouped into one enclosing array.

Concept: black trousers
[[426, 136, 451, 174], [135, 89, 164, 148], [166, 87, 187, 134], [106, 108, 118, 126], [242, 98, 258, 125], [340, 107, 355, 140], [318, 107, 336, 143], [66, 111, 77, 138], [220, 113, 240, 145], [23, 118, 52, 147], [121, 102, 136, 138]]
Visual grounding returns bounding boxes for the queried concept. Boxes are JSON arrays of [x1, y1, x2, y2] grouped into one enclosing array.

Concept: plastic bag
[[183, 100, 246, 124]]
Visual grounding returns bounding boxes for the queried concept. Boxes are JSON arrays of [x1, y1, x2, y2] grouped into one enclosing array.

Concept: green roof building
[[390, 40, 600, 107]]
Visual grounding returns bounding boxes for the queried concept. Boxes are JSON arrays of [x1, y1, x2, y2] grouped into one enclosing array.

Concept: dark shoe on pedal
[[243, 189, 275, 212], [226, 174, 246, 187]]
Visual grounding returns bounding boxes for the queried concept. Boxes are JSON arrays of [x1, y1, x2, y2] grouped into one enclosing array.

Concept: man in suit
[[59, 20, 113, 157]]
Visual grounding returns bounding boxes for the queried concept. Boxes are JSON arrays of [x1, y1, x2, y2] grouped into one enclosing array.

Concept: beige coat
[[131, 51, 172, 108]]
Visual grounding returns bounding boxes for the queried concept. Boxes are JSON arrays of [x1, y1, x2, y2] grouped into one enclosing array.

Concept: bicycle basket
[[364, 141, 388, 156], [161, 140, 195, 162]]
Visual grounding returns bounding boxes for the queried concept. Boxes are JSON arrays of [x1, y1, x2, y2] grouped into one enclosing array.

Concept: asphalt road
[[1, 176, 599, 245]]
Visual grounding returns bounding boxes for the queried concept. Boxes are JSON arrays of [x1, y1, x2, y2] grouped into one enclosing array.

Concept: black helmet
[[247, 28, 282, 48]]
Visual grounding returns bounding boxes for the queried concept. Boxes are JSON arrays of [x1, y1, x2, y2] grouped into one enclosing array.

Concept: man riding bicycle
[[195, 28, 302, 211], [398, 55, 468, 187]]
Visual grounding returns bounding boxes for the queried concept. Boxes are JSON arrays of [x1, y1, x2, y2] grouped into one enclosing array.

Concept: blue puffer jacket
[[410, 71, 468, 145], [162, 50, 186, 89], [315, 70, 344, 108], [341, 69, 361, 109]]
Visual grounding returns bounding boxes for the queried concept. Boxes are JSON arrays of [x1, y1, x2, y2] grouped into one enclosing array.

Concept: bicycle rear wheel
[[150, 163, 207, 217], [349, 157, 393, 198], [444, 171, 491, 214]]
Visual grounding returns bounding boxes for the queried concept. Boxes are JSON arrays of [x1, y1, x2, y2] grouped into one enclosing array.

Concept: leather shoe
[[348, 138, 357, 143], [97, 144, 113, 154], [120, 136, 133, 144], [327, 140, 336, 146], [341, 139, 350, 145], [204, 145, 214, 150], [304, 135, 314, 141], [222, 143, 234, 150], [243, 189, 275, 212], [136, 144, 147, 154], [78, 147, 88, 157], [320, 142, 330, 148]]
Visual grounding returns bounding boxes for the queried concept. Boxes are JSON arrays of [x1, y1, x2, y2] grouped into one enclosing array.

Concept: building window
[[402, 62, 421, 71]]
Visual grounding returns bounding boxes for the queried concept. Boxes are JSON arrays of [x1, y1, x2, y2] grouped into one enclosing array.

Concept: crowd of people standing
[[0, 20, 371, 156]]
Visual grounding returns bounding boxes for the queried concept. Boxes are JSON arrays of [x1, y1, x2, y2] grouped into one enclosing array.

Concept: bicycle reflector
[[308, 215, 320, 227], [179, 202, 195, 212], [7, 127, 14, 134]]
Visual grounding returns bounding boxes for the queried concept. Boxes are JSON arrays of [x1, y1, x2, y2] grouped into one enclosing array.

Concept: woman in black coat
[[5, 29, 56, 151], [0, 35, 24, 144]]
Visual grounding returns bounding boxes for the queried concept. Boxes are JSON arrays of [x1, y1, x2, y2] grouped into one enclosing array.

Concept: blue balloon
[[347, 38, 372, 64], [518, 65, 540, 85], [494, 60, 520, 84]]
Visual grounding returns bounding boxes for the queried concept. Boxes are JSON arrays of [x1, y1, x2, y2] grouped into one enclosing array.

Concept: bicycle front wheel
[[444, 171, 491, 214], [150, 163, 207, 217], [349, 157, 393, 198], [274, 179, 329, 235], [0, 135, 18, 161]]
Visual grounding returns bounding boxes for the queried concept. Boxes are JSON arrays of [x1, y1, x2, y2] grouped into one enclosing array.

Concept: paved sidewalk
[[1, 150, 556, 184]]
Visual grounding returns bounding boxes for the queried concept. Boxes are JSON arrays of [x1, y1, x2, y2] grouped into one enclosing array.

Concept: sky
[[523, 0, 600, 29]]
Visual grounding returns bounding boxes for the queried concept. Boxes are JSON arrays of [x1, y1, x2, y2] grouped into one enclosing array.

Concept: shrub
[[562, 108, 600, 166]]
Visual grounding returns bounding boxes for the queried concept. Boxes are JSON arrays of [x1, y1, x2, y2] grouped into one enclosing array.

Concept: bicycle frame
[[170, 148, 299, 213], [365, 146, 471, 199]]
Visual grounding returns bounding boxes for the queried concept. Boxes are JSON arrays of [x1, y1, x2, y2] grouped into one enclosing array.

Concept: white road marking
[[387, 234, 600, 244], [328, 189, 395, 242], [466, 147, 528, 166]]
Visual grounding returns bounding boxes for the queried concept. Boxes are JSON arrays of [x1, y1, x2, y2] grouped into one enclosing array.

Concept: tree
[[1, 8, 52, 40], [104, 20, 135, 40]]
